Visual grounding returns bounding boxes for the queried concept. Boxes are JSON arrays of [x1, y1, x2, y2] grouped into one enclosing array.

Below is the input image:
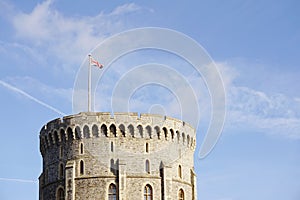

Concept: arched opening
[[178, 165, 182, 179], [170, 129, 174, 140], [60, 129, 65, 142], [146, 125, 152, 138], [145, 160, 150, 174], [145, 143, 149, 153], [57, 187, 65, 200], [75, 126, 81, 139], [101, 124, 108, 137], [144, 184, 153, 200], [110, 124, 117, 137], [67, 127, 73, 141], [119, 124, 126, 137], [178, 188, 184, 200], [182, 133, 185, 143], [176, 131, 180, 142], [79, 160, 84, 175], [83, 125, 90, 138], [163, 127, 168, 140], [111, 141, 114, 152], [48, 133, 54, 145], [80, 143, 84, 154], [128, 124, 134, 137], [137, 125, 143, 138], [108, 183, 117, 200], [59, 145, 63, 158], [154, 126, 160, 139], [92, 124, 99, 137], [54, 131, 59, 144]]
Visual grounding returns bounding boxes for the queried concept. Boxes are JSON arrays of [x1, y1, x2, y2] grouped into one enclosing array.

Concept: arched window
[[92, 124, 99, 137], [119, 124, 125, 137], [54, 131, 59, 144], [59, 163, 64, 179], [57, 188, 64, 200], [83, 125, 90, 138], [109, 124, 117, 137], [145, 125, 152, 138], [111, 141, 114, 152], [101, 124, 108, 137], [170, 129, 174, 140], [59, 145, 63, 158], [144, 184, 153, 200], [128, 124, 134, 137], [178, 165, 182, 179], [80, 160, 84, 175], [163, 127, 168, 140], [108, 183, 117, 200], [145, 160, 150, 174], [137, 125, 143, 138], [67, 127, 73, 141], [178, 189, 184, 200], [154, 126, 160, 139], [145, 143, 149, 153], [80, 143, 84, 154]]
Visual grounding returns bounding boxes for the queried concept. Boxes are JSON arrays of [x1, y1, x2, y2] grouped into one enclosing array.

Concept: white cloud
[[221, 67, 300, 139], [4, 0, 143, 71], [110, 3, 141, 16]]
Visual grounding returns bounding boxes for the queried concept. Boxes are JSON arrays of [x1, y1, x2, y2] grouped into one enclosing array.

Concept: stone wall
[[39, 112, 197, 200]]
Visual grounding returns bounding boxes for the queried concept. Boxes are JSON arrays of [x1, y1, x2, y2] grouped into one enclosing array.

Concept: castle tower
[[39, 112, 197, 200]]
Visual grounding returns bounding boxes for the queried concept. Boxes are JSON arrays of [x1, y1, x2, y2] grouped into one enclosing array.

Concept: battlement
[[39, 112, 196, 154]]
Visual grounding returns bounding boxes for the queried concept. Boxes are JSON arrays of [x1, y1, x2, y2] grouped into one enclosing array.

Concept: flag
[[90, 56, 103, 68]]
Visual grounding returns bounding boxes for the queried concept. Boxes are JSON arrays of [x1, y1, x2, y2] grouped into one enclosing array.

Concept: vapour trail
[[0, 177, 37, 183], [0, 80, 66, 116]]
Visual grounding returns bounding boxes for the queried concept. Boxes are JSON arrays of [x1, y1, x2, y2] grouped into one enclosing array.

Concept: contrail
[[0, 80, 66, 116], [0, 177, 37, 183]]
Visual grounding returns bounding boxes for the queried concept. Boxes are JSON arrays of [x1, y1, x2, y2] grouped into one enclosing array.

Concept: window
[[110, 124, 117, 137], [80, 160, 84, 175], [144, 184, 153, 200], [60, 145, 63, 158], [80, 143, 84, 154], [178, 165, 182, 179], [57, 188, 64, 200], [108, 183, 117, 200], [178, 189, 184, 200], [59, 163, 64, 179], [145, 143, 149, 153], [145, 160, 150, 174], [111, 142, 114, 152], [44, 168, 48, 183]]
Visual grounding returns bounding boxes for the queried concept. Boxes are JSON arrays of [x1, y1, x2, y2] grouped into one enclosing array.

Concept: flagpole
[[88, 54, 92, 112]]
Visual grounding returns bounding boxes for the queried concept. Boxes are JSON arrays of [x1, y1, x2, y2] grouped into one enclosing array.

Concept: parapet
[[40, 112, 196, 154]]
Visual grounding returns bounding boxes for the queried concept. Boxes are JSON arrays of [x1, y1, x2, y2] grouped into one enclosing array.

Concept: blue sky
[[0, 0, 300, 199]]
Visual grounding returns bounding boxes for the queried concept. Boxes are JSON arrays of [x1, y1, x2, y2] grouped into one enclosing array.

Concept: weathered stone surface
[[39, 112, 197, 200]]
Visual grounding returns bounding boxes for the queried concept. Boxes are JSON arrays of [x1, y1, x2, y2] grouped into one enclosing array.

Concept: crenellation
[[39, 112, 197, 199]]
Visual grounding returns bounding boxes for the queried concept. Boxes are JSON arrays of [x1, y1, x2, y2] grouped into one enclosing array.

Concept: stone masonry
[[39, 112, 197, 200]]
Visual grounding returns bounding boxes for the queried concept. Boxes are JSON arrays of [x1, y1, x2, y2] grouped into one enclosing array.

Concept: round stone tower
[[39, 112, 197, 200]]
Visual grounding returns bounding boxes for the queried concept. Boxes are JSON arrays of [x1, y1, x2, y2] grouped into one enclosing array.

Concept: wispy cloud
[[217, 62, 300, 139], [110, 3, 141, 16]]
